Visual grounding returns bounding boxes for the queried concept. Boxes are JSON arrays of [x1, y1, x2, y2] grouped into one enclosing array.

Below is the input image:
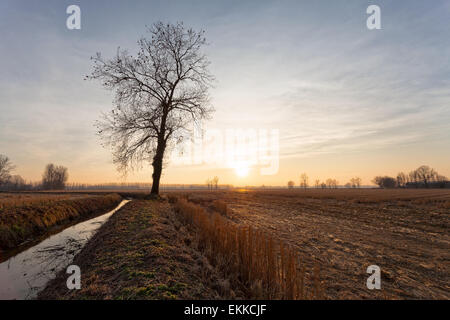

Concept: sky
[[0, 0, 449, 186]]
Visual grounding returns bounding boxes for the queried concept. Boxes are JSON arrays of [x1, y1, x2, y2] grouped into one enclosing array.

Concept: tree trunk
[[151, 103, 169, 196], [151, 149, 164, 195], [150, 134, 167, 195]]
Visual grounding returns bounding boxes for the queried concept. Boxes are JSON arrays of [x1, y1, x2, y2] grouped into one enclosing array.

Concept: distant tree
[[349, 177, 361, 188], [405, 165, 449, 188], [42, 164, 69, 190], [414, 165, 437, 187], [344, 182, 352, 188], [372, 176, 396, 188], [212, 176, 219, 190], [90, 22, 214, 196], [320, 182, 327, 189], [325, 178, 338, 189], [349, 178, 356, 188], [314, 179, 320, 188], [0, 154, 15, 185], [7, 175, 26, 190], [206, 178, 212, 190], [300, 173, 309, 189], [396, 172, 407, 188], [287, 180, 295, 189]]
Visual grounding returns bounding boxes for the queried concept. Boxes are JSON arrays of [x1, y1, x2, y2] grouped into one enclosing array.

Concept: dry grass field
[[9, 188, 449, 300], [171, 188, 450, 299]]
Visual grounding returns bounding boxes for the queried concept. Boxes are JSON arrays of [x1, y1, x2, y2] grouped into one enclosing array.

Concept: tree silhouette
[[90, 22, 214, 196], [212, 176, 219, 190], [0, 154, 15, 185], [299, 173, 309, 189], [42, 164, 68, 190]]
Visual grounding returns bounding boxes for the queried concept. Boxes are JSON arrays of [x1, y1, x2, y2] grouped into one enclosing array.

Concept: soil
[[185, 189, 450, 299]]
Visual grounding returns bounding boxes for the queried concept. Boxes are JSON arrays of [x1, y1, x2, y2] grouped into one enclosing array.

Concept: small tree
[[396, 172, 407, 188], [0, 154, 15, 185], [350, 177, 361, 188], [287, 181, 295, 189], [42, 164, 69, 190], [314, 179, 320, 188], [325, 178, 333, 188], [212, 176, 219, 190], [299, 173, 309, 189]]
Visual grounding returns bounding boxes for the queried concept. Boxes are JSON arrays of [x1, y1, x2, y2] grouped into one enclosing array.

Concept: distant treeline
[[373, 165, 449, 189], [0, 157, 68, 192], [65, 182, 234, 191]]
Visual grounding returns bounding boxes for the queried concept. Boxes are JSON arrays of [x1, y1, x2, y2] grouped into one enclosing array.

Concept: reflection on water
[[0, 200, 130, 300]]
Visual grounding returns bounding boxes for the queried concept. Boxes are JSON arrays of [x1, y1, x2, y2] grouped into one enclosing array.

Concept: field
[[36, 188, 450, 300], [0, 192, 122, 251], [177, 189, 450, 299]]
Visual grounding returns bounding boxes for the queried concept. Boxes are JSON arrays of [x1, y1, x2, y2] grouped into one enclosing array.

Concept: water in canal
[[0, 200, 130, 299]]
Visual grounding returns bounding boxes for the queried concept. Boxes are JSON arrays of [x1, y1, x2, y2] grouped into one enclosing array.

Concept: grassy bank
[[0, 193, 122, 249], [39, 200, 239, 299]]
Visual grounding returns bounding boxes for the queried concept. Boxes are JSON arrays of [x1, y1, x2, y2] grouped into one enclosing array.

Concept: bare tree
[[349, 177, 362, 188], [212, 176, 219, 190], [414, 165, 436, 188], [7, 175, 26, 190], [396, 172, 407, 188], [287, 180, 295, 189], [325, 178, 338, 189], [314, 179, 320, 188], [299, 173, 309, 189], [0, 154, 15, 185], [333, 179, 339, 188], [89, 22, 214, 196], [42, 164, 69, 190]]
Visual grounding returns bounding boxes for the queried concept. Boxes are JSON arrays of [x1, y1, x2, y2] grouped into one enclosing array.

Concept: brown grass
[[172, 197, 321, 299], [0, 193, 122, 249], [39, 200, 238, 300], [212, 200, 228, 216]]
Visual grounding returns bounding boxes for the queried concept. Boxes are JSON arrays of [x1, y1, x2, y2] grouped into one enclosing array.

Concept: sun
[[234, 163, 250, 177]]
